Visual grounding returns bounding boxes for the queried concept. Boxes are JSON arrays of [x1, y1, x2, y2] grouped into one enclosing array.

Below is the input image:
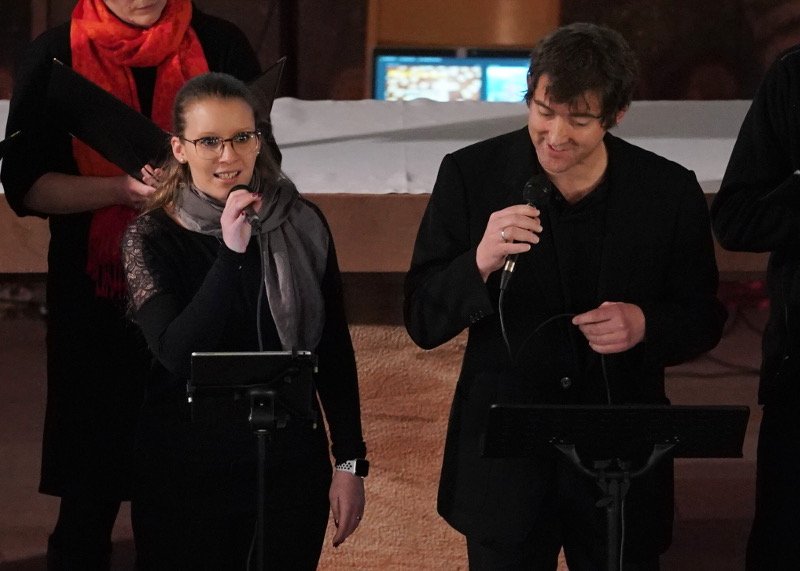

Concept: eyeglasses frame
[[179, 129, 262, 159]]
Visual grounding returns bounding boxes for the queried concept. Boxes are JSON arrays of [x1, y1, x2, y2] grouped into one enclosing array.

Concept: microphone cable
[[509, 311, 613, 405], [229, 183, 268, 352], [498, 287, 514, 358], [254, 227, 267, 352]]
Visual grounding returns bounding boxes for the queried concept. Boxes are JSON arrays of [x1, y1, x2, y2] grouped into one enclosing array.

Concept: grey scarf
[[173, 175, 328, 351]]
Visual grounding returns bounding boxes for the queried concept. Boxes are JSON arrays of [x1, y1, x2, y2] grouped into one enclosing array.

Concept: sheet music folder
[[483, 404, 750, 460], [0, 130, 21, 159], [46, 57, 287, 179], [189, 351, 316, 423], [48, 59, 172, 179]]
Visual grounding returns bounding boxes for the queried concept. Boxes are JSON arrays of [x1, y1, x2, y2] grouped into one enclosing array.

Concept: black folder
[[249, 56, 285, 119], [46, 57, 287, 179], [483, 403, 750, 461], [0, 130, 21, 159], [47, 59, 171, 179]]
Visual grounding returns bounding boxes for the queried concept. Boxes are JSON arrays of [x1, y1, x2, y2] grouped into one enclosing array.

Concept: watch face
[[355, 459, 370, 477]]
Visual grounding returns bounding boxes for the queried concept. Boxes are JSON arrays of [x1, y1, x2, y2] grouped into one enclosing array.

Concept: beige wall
[[366, 0, 559, 48], [0, 193, 767, 278], [0, 196, 48, 274]]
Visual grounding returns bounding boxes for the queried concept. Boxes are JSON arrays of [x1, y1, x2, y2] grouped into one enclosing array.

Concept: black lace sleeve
[[122, 214, 163, 312], [122, 212, 248, 379]]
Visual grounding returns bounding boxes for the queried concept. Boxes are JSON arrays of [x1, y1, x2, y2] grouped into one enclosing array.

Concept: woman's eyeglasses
[[181, 130, 261, 160]]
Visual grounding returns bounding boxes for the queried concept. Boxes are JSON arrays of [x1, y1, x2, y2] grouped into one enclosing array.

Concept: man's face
[[103, 0, 168, 28], [528, 74, 623, 179]]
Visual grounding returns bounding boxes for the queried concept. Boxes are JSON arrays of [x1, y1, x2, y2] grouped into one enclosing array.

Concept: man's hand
[[572, 301, 646, 354], [475, 204, 542, 282]]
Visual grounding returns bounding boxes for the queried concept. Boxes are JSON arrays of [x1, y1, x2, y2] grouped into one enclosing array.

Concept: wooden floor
[[0, 275, 763, 569]]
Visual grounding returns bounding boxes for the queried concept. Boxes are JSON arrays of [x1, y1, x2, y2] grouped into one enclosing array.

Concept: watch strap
[[335, 458, 369, 477]]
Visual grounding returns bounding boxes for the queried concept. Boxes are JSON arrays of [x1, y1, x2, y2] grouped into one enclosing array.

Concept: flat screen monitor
[[372, 48, 530, 103]]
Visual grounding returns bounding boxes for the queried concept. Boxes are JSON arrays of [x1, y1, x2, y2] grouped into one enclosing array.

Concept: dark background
[[4, 0, 800, 102]]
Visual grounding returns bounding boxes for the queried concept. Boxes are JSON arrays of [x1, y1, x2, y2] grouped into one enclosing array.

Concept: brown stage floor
[[0, 288, 763, 570]]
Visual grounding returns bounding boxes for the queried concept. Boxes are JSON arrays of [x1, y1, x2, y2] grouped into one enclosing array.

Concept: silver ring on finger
[[500, 228, 507, 242]]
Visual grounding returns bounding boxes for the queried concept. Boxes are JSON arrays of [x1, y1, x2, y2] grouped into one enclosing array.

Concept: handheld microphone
[[229, 183, 261, 227], [499, 174, 551, 291]]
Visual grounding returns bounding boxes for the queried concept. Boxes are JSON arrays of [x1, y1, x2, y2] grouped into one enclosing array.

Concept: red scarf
[[70, 0, 209, 298]]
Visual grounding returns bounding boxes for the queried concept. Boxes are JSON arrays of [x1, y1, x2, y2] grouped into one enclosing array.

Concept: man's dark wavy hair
[[525, 22, 639, 129]]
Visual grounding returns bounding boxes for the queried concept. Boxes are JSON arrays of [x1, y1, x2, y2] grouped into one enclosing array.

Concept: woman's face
[[171, 97, 260, 203], [103, 0, 168, 28]]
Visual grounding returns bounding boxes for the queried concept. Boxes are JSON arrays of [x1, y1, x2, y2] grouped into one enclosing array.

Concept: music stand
[[482, 404, 749, 571], [189, 350, 318, 571]]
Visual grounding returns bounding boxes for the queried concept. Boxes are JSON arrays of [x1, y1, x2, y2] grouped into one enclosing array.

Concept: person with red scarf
[[1, 1, 261, 568]]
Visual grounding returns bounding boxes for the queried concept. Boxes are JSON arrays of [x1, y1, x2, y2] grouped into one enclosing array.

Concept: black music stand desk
[[483, 404, 749, 571], [189, 351, 317, 571]]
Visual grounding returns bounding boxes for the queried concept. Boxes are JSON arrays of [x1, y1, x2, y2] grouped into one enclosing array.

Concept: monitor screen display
[[373, 49, 530, 103]]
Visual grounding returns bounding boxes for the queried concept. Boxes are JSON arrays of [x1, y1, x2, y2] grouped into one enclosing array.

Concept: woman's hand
[[220, 187, 261, 252], [115, 173, 157, 208], [475, 204, 542, 282], [329, 470, 365, 548], [139, 164, 163, 189]]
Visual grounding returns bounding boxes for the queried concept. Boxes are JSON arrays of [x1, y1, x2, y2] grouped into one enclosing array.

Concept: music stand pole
[[249, 388, 277, 571], [482, 404, 748, 571], [554, 443, 675, 571], [190, 351, 318, 570], [595, 459, 629, 571]]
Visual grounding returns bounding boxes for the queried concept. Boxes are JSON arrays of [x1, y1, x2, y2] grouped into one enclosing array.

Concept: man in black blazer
[[404, 23, 727, 570], [711, 44, 800, 570]]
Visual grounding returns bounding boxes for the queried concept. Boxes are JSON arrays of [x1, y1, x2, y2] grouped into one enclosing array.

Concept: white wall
[[1, 98, 752, 195]]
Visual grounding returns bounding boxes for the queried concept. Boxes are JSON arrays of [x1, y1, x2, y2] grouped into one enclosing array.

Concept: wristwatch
[[335, 458, 370, 478]]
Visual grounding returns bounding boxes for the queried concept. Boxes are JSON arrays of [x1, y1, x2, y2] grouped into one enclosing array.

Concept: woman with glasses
[[1, 1, 264, 567], [121, 72, 367, 569]]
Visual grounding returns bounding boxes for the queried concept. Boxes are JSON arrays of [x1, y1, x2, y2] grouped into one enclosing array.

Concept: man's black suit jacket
[[404, 128, 727, 552]]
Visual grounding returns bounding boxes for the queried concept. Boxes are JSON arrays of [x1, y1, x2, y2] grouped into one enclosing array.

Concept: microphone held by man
[[497, 174, 551, 290]]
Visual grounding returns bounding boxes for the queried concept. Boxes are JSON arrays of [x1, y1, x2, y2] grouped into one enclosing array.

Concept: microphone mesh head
[[522, 174, 551, 207]]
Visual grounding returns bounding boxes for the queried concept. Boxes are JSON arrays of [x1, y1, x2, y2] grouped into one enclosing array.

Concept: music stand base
[[555, 443, 674, 571]]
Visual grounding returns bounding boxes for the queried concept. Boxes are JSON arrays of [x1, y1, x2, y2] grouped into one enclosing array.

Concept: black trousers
[[132, 416, 332, 570], [746, 403, 800, 570], [47, 496, 121, 570], [132, 497, 329, 570], [466, 458, 667, 571], [467, 535, 659, 571]]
